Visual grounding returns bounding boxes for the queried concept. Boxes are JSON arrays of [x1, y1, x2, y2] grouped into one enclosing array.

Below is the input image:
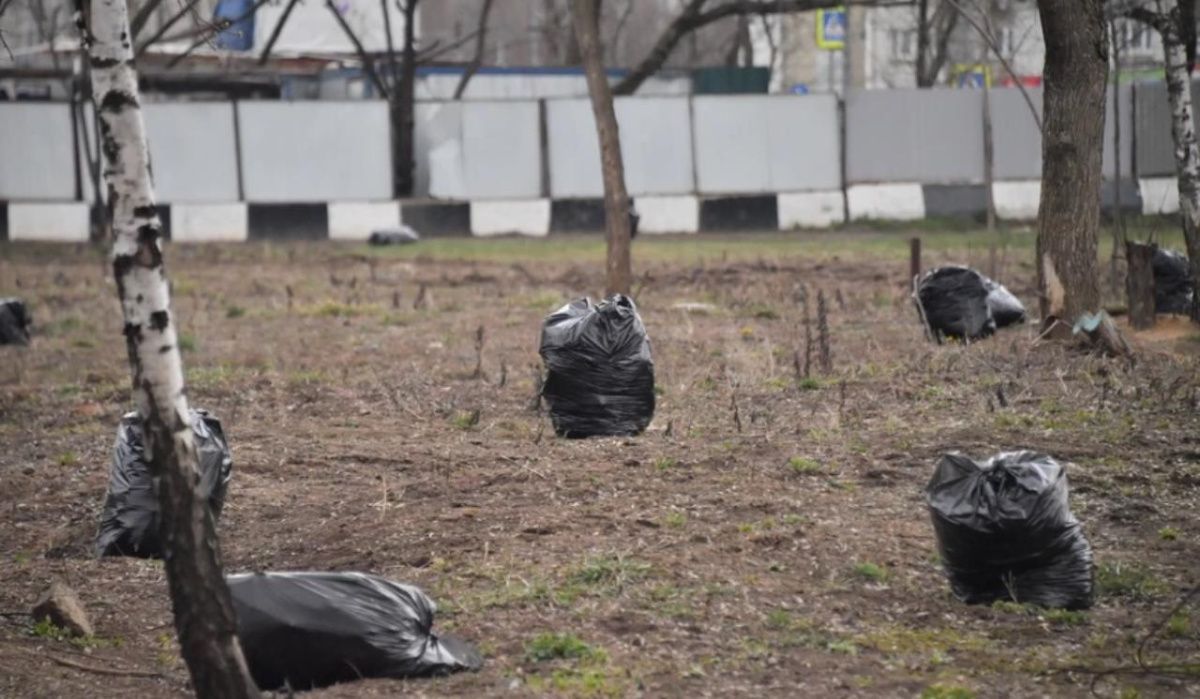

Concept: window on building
[[1116, 19, 1156, 57], [890, 28, 916, 61]]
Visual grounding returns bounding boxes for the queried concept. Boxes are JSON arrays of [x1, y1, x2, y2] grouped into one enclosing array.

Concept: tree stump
[[1125, 241, 1157, 330]]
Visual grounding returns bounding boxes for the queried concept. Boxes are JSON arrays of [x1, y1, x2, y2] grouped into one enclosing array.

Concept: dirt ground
[[1, 232, 1198, 699]]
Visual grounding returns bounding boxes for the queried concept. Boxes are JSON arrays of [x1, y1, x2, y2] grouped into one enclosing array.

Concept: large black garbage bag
[[1153, 248, 1194, 314], [926, 451, 1094, 609], [983, 278, 1027, 328], [229, 571, 483, 691], [0, 298, 32, 345], [915, 266, 996, 342], [539, 294, 655, 438], [96, 409, 232, 558]]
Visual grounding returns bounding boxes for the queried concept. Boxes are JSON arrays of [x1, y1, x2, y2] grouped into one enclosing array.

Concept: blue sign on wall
[[213, 0, 256, 51], [817, 8, 846, 50]]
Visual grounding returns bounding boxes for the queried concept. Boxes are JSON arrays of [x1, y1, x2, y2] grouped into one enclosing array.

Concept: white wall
[[238, 101, 392, 202], [692, 95, 841, 195], [546, 96, 695, 198], [0, 103, 76, 200], [145, 103, 240, 202]]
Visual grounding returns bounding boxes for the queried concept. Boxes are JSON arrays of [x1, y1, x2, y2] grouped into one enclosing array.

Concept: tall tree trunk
[[573, 0, 632, 296], [1110, 18, 1125, 292], [1034, 0, 1107, 321], [394, 0, 418, 196], [78, 1, 259, 696], [1155, 0, 1200, 321], [916, 0, 931, 86]]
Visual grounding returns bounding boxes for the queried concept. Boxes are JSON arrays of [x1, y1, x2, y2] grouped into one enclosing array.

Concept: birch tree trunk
[[1034, 0, 1107, 322], [78, 1, 259, 696], [1155, 0, 1200, 321], [573, 0, 633, 296]]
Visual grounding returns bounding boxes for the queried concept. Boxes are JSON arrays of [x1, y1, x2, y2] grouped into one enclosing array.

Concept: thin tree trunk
[[916, 0, 930, 86], [395, 0, 418, 197], [573, 0, 632, 296], [1110, 18, 1125, 291], [983, 76, 996, 233], [453, 0, 495, 99], [78, 1, 259, 696], [1154, 0, 1200, 321], [1034, 0, 1107, 322]]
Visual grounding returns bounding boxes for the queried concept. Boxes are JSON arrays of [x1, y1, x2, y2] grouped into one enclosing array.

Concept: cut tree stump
[[1125, 241, 1157, 330]]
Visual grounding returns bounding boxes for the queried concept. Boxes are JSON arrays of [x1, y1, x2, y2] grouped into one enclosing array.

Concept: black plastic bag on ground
[[229, 571, 483, 691], [915, 267, 996, 342], [368, 225, 419, 246], [983, 278, 1027, 328], [540, 294, 655, 438], [1153, 248, 1194, 314], [96, 409, 233, 558], [0, 298, 32, 345], [926, 451, 1094, 609]]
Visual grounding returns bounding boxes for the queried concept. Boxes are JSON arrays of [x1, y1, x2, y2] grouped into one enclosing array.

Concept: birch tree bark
[[1153, 0, 1200, 320], [1034, 0, 1107, 321], [77, 0, 259, 696], [573, 0, 633, 296]]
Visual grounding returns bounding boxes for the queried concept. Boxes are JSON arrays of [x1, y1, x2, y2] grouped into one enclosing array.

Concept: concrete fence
[[0, 81, 1187, 241]]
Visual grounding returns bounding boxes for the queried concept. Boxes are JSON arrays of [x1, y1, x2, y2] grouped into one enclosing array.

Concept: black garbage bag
[[1153, 248, 1194, 314], [983, 278, 1027, 328], [915, 266, 996, 342], [96, 409, 233, 558], [540, 294, 655, 438], [229, 571, 483, 691], [368, 225, 420, 246], [926, 451, 1094, 609], [0, 298, 32, 345]]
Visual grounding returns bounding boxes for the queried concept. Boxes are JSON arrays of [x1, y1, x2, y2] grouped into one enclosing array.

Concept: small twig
[[23, 651, 164, 679], [817, 289, 832, 374]]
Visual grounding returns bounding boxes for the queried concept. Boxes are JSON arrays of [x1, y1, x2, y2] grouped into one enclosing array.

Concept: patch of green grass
[[1042, 608, 1088, 625], [286, 369, 328, 386], [921, 685, 976, 699], [451, 410, 481, 430], [825, 639, 859, 655], [851, 562, 890, 583], [55, 383, 81, 397], [30, 619, 111, 650], [567, 554, 650, 590], [991, 600, 1087, 625], [1158, 526, 1180, 541], [797, 377, 822, 391], [71, 338, 95, 349], [224, 305, 246, 319], [787, 456, 823, 474], [526, 667, 624, 697], [299, 300, 384, 318], [1096, 562, 1169, 600], [177, 334, 197, 352], [745, 304, 779, 320], [766, 609, 793, 630], [1166, 611, 1192, 638], [653, 456, 679, 471], [56, 451, 78, 467], [664, 511, 686, 528], [526, 633, 605, 663]]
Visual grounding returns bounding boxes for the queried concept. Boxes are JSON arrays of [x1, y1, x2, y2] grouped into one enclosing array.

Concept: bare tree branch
[[164, 0, 273, 67], [453, 0, 495, 99], [130, 0, 166, 40], [324, 0, 390, 98], [944, 0, 1043, 132], [135, 0, 202, 56], [380, 0, 398, 92], [257, 0, 300, 65], [613, 0, 906, 95], [414, 29, 481, 63]]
